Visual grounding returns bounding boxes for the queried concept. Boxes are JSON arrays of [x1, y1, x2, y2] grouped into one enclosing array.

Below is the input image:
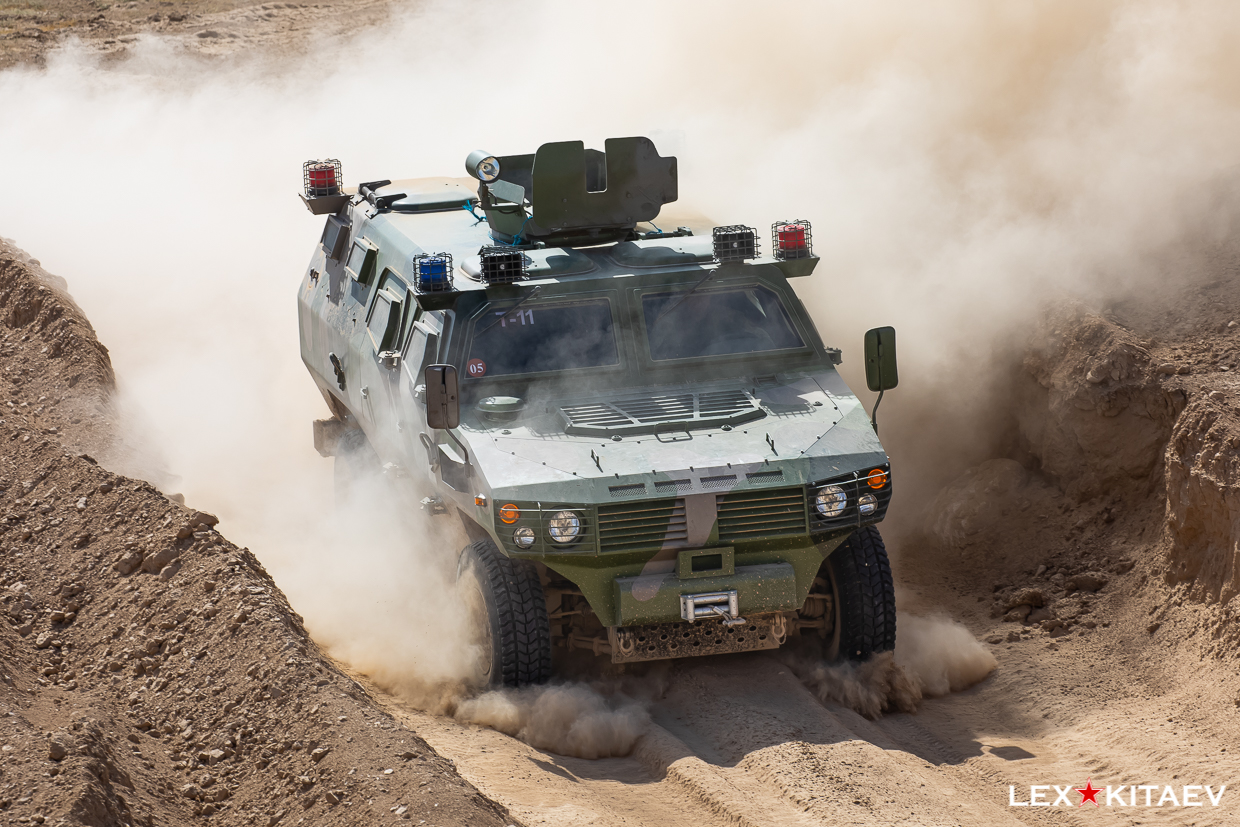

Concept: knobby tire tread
[[833, 525, 897, 660], [468, 539, 552, 687]]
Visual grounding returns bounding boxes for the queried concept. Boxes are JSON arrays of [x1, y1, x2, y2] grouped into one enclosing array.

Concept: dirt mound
[[0, 246, 515, 826]]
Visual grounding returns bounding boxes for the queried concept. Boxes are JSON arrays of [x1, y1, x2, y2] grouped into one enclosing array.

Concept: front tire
[[822, 526, 897, 661], [457, 539, 552, 687]]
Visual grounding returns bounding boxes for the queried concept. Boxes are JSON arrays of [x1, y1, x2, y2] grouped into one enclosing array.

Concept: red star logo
[[1076, 778, 1101, 807]]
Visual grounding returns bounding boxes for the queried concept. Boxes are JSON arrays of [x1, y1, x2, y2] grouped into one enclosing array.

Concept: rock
[[1147, 621, 1161, 634], [1110, 559, 1135, 574], [98, 481, 113, 493], [47, 739, 67, 761], [1034, 564, 1047, 577], [1003, 605, 1031, 623], [141, 547, 179, 574], [268, 810, 286, 826], [159, 561, 181, 582], [325, 790, 341, 805], [310, 747, 329, 762], [1027, 606, 1054, 624], [114, 550, 144, 575], [199, 748, 226, 765], [1005, 588, 1045, 610], [34, 632, 53, 649], [75, 497, 87, 512], [189, 511, 219, 528], [1064, 572, 1107, 593], [1005, 630, 1021, 642], [1156, 363, 1177, 374], [176, 525, 193, 540], [985, 634, 1003, 644], [296, 775, 314, 788]]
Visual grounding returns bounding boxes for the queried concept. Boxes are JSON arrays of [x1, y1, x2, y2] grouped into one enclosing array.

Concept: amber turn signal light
[[499, 503, 520, 524], [866, 469, 888, 489]]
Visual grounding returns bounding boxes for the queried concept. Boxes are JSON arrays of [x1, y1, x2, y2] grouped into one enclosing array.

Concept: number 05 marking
[[467, 359, 487, 377]]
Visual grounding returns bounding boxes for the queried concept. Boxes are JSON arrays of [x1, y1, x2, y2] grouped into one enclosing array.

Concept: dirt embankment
[[919, 269, 1240, 667], [0, 243, 516, 827], [0, 0, 394, 69]]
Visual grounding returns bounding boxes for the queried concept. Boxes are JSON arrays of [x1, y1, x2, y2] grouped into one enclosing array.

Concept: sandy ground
[[4, 5, 1240, 827]]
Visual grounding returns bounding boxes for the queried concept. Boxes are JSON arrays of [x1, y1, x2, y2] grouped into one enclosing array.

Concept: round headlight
[[465, 149, 502, 183], [547, 510, 582, 544], [814, 485, 847, 518], [513, 526, 536, 548], [858, 493, 878, 516]]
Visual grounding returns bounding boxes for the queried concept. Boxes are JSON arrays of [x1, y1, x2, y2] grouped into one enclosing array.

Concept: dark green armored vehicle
[[296, 139, 900, 686]]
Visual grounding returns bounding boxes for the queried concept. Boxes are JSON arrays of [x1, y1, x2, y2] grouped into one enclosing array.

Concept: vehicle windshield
[[642, 285, 805, 361], [466, 298, 619, 378]]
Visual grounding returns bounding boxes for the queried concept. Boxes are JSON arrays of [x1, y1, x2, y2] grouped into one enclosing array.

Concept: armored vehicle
[[296, 138, 900, 686]]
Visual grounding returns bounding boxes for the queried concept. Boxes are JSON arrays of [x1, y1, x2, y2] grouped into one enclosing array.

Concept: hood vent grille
[[561, 389, 764, 436]]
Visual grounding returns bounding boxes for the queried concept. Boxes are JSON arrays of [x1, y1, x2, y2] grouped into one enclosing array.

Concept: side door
[[397, 308, 446, 483], [340, 236, 380, 417], [354, 269, 408, 458]]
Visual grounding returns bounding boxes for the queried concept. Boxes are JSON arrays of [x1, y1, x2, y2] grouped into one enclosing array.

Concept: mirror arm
[[444, 428, 470, 465], [870, 389, 884, 435]]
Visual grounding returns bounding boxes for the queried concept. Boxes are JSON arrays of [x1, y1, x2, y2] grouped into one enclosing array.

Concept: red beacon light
[[300, 159, 349, 215], [772, 219, 813, 260]]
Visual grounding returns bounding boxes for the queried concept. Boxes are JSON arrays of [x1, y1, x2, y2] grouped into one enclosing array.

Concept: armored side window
[[366, 289, 402, 353], [344, 239, 377, 286], [320, 215, 349, 261]]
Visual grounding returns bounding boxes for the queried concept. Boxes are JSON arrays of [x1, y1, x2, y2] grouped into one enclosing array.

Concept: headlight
[[547, 510, 582, 544], [814, 485, 847, 518], [465, 150, 502, 183], [513, 526, 536, 548], [858, 493, 877, 516]]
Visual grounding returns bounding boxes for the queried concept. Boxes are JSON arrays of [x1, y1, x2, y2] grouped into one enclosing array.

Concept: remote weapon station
[[296, 138, 900, 686]]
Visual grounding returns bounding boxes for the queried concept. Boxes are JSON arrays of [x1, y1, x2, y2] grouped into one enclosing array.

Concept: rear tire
[[457, 539, 552, 688], [333, 428, 379, 503], [823, 525, 897, 661]]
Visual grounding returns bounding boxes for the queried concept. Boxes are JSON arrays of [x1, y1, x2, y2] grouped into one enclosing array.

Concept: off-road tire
[[458, 539, 552, 687], [333, 427, 379, 502], [826, 525, 897, 661]]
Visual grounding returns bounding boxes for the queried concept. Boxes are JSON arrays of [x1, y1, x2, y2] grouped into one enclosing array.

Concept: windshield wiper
[[477, 285, 543, 335], [653, 270, 714, 325]]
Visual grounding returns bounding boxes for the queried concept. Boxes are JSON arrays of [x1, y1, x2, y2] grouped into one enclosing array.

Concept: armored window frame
[[633, 280, 814, 366], [344, 238, 378, 286], [365, 288, 402, 353], [320, 215, 350, 261]]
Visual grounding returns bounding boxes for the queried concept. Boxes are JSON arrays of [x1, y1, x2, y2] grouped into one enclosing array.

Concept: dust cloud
[[455, 683, 651, 759], [0, 0, 1237, 739], [788, 614, 998, 719]]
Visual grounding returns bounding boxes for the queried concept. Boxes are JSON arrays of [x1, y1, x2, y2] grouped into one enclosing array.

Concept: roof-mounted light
[[773, 220, 813, 260], [477, 246, 528, 284], [712, 225, 759, 263], [465, 150, 502, 183], [303, 159, 342, 198], [413, 253, 455, 294]]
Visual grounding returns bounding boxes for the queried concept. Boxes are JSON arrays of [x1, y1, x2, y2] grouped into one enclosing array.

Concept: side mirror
[[424, 365, 460, 429], [863, 326, 898, 392]]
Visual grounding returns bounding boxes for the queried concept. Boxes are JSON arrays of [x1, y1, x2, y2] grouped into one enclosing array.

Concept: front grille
[[598, 498, 685, 552], [560, 389, 764, 436], [716, 487, 807, 542]]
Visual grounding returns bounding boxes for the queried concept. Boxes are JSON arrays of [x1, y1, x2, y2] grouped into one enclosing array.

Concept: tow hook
[[681, 590, 746, 627]]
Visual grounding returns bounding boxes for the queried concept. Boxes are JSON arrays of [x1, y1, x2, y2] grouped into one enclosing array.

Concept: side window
[[366, 290, 401, 352], [320, 215, 349, 261], [345, 240, 377, 305]]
